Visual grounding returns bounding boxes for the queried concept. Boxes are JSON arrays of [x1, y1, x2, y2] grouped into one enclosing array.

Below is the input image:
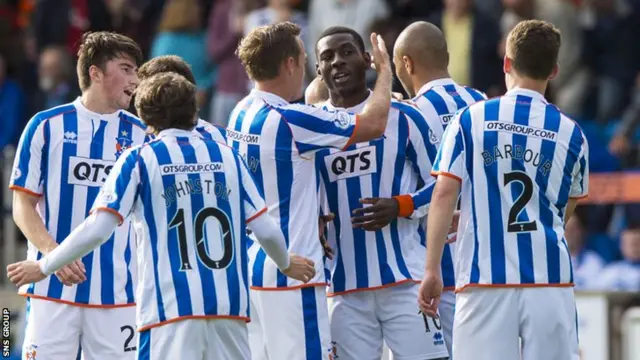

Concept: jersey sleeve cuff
[[341, 114, 360, 151], [9, 185, 43, 197], [431, 170, 462, 182], [246, 207, 268, 224], [569, 194, 588, 200], [91, 207, 125, 226], [394, 195, 415, 218]]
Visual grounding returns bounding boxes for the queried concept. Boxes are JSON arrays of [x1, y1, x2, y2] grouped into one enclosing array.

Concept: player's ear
[[503, 56, 512, 75], [402, 55, 413, 75], [316, 62, 320, 77], [89, 64, 103, 84], [363, 51, 372, 67], [548, 63, 559, 81]]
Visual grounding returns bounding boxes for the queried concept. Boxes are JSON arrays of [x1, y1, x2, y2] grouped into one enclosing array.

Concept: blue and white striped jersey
[[92, 128, 266, 331], [413, 78, 486, 290], [10, 98, 147, 306], [432, 88, 589, 291], [316, 94, 441, 295], [195, 118, 226, 143], [227, 89, 357, 289]]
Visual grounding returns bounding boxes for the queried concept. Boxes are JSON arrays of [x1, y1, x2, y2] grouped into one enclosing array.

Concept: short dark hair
[[236, 21, 302, 81], [138, 55, 196, 84], [76, 31, 143, 91], [316, 26, 366, 55], [134, 73, 197, 132], [506, 20, 561, 80]]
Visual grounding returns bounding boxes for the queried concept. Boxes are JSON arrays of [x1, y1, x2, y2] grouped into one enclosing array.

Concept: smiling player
[[9, 32, 147, 359]]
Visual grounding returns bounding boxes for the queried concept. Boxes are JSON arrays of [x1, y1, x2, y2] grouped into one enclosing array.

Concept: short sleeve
[[91, 148, 141, 225], [9, 114, 48, 196], [239, 155, 267, 223], [275, 103, 358, 154], [570, 134, 589, 198], [431, 110, 467, 182]]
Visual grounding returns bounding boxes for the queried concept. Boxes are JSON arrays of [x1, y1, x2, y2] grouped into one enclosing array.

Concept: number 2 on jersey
[[169, 207, 234, 271], [503, 171, 538, 233]]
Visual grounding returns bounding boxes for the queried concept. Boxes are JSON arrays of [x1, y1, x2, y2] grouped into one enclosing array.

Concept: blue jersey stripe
[[389, 114, 411, 280], [152, 141, 193, 317], [424, 89, 449, 115], [345, 151, 369, 288], [301, 288, 322, 360], [511, 95, 535, 284], [275, 120, 294, 287], [179, 138, 219, 316], [76, 119, 108, 304], [443, 84, 469, 110], [538, 105, 562, 283], [465, 87, 486, 102], [482, 100, 506, 284], [247, 106, 269, 195], [233, 153, 249, 315], [48, 112, 79, 299]]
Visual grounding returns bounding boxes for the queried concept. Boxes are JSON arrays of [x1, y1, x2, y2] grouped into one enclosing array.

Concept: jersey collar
[[73, 97, 123, 120], [414, 78, 456, 99], [504, 88, 548, 103], [158, 128, 200, 138], [323, 90, 373, 113], [250, 89, 289, 106]]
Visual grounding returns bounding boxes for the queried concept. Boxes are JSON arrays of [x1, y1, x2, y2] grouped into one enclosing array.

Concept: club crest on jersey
[[115, 130, 133, 158], [428, 128, 439, 145], [333, 111, 353, 130], [24, 344, 37, 359]]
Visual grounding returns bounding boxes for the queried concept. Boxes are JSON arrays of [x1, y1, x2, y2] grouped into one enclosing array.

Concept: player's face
[[393, 49, 414, 98], [316, 33, 370, 97], [99, 56, 139, 110]]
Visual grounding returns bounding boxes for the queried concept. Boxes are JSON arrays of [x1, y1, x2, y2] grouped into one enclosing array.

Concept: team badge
[[333, 112, 352, 130], [115, 130, 133, 159], [24, 344, 37, 359]]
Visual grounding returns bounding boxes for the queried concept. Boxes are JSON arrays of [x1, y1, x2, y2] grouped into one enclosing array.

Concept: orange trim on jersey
[[430, 171, 462, 183], [250, 282, 328, 291], [137, 315, 250, 332], [20, 293, 136, 308], [327, 279, 420, 297], [394, 194, 415, 218], [342, 114, 361, 150], [92, 207, 124, 225], [9, 185, 42, 197], [570, 194, 588, 200], [443, 286, 455, 292], [246, 207, 267, 224], [454, 282, 574, 293]]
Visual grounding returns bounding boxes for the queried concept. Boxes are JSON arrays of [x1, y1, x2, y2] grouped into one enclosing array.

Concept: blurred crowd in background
[[0, 0, 638, 292]]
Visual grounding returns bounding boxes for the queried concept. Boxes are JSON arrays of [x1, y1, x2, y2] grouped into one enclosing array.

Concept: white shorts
[[328, 282, 449, 360], [22, 297, 136, 360], [453, 287, 579, 360], [248, 286, 331, 360], [137, 318, 248, 360], [438, 290, 455, 356]]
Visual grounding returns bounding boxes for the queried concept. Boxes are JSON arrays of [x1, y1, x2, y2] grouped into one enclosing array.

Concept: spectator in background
[[244, 0, 309, 83], [151, 0, 214, 114], [206, 0, 248, 127], [0, 53, 24, 151], [500, 0, 589, 117], [428, 0, 503, 96], [28, 45, 80, 118], [594, 224, 640, 292], [565, 207, 605, 290], [308, 0, 390, 55], [581, 0, 640, 122]]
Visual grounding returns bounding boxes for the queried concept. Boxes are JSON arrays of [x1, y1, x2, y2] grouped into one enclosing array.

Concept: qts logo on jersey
[[324, 145, 377, 182], [68, 156, 115, 187]]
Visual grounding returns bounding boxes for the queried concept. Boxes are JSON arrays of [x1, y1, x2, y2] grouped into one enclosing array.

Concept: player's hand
[[319, 213, 335, 260], [7, 261, 47, 287], [608, 134, 631, 156], [54, 260, 87, 286], [392, 92, 404, 100], [370, 33, 391, 75], [418, 271, 443, 318], [282, 254, 316, 283], [445, 210, 460, 244], [351, 197, 398, 231]]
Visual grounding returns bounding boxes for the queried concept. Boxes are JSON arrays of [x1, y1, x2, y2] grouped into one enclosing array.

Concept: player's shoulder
[[29, 101, 77, 126], [117, 110, 147, 132]]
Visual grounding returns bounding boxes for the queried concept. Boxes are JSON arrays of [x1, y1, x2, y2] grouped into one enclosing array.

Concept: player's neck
[[507, 77, 548, 97], [412, 70, 451, 96], [255, 80, 295, 103], [81, 90, 119, 114], [329, 87, 369, 109]]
